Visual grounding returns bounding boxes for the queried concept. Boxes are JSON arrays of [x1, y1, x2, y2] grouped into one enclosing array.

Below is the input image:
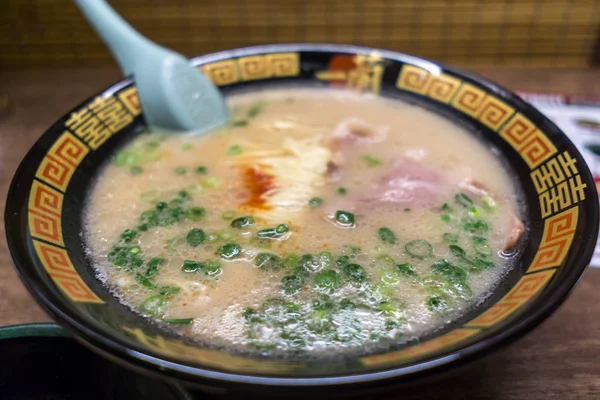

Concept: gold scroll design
[[530, 151, 587, 218], [32, 240, 103, 303], [238, 52, 300, 81], [397, 66, 514, 131], [28, 180, 64, 246], [117, 86, 142, 116], [451, 83, 515, 130], [528, 206, 579, 272], [360, 328, 480, 367], [316, 52, 385, 93], [202, 53, 300, 86], [466, 269, 556, 328], [396, 65, 461, 103], [122, 327, 304, 373], [35, 131, 89, 193], [65, 94, 135, 150], [499, 113, 558, 170]]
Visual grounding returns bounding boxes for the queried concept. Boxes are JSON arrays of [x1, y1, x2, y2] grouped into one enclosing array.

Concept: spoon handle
[[74, 0, 152, 76]]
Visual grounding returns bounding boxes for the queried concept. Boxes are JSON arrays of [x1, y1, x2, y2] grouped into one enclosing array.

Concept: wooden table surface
[[1, 66, 599, 399]]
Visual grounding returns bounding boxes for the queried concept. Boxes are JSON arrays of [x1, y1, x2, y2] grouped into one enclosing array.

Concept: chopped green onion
[[201, 176, 221, 188], [481, 196, 497, 212], [158, 285, 181, 296], [381, 270, 401, 285], [156, 201, 168, 211], [362, 154, 381, 166], [276, 224, 289, 234], [204, 259, 222, 277], [283, 253, 300, 269], [227, 145, 242, 155], [135, 273, 157, 289], [294, 254, 318, 277], [339, 298, 356, 310], [130, 165, 144, 176], [378, 301, 403, 317], [443, 233, 459, 244], [396, 262, 417, 277], [174, 167, 187, 175], [140, 210, 159, 227], [427, 296, 451, 313], [466, 257, 495, 271], [162, 318, 194, 324], [182, 260, 202, 273], [281, 275, 304, 294], [378, 227, 397, 245], [473, 237, 492, 257], [195, 166, 208, 174], [114, 150, 138, 166], [440, 214, 451, 223], [431, 259, 467, 282], [441, 203, 453, 212], [180, 143, 193, 151], [241, 307, 258, 321], [187, 207, 206, 221], [335, 210, 355, 227], [308, 197, 323, 207], [247, 101, 265, 118], [231, 216, 255, 229], [231, 119, 248, 127], [129, 246, 141, 255], [337, 187, 347, 195], [455, 193, 473, 208], [165, 236, 185, 251], [218, 243, 241, 259], [221, 210, 236, 220], [336, 255, 350, 267], [255, 253, 281, 269], [120, 229, 138, 243], [145, 257, 164, 278], [343, 263, 366, 283], [449, 245, 466, 258], [257, 224, 289, 239], [317, 251, 334, 268], [313, 270, 341, 293], [463, 218, 489, 233], [141, 295, 166, 315], [371, 284, 393, 301], [186, 228, 206, 247], [468, 206, 482, 217], [405, 239, 433, 259]]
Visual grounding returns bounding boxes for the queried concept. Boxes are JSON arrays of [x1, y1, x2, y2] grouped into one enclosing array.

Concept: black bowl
[[5, 44, 598, 393]]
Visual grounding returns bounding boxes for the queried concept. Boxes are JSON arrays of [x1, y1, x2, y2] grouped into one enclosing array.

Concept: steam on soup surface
[[85, 88, 524, 357]]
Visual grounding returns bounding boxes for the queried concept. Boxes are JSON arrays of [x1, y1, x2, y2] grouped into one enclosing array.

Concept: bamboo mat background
[[2, 0, 600, 67]]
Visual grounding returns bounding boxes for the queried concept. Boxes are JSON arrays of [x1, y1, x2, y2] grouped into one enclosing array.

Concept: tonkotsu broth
[[84, 88, 524, 358]]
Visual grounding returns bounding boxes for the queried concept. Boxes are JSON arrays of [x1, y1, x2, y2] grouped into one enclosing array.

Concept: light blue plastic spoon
[[74, 0, 228, 134]]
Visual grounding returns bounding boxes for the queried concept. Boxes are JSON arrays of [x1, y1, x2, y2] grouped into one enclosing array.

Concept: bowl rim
[[6, 43, 599, 387]]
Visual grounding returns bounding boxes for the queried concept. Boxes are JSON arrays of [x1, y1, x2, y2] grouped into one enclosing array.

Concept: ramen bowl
[[5, 44, 598, 394]]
